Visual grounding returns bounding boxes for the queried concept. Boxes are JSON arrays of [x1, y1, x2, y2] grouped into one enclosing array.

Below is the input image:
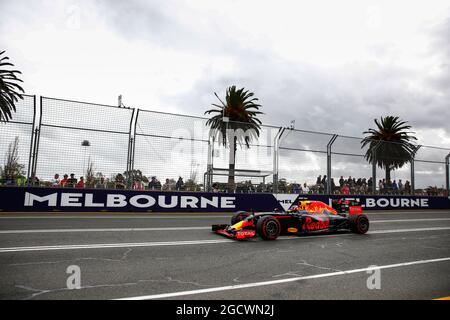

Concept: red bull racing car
[[212, 199, 369, 240]]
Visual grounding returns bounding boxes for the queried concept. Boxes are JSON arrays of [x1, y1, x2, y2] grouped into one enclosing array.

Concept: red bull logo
[[299, 201, 337, 215], [302, 216, 330, 231]]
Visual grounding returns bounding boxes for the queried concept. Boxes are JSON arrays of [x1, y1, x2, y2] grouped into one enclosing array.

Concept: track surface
[[0, 210, 449, 300]]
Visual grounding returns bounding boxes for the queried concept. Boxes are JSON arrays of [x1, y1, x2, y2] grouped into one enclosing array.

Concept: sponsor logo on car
[[302, 216, 330, 231]]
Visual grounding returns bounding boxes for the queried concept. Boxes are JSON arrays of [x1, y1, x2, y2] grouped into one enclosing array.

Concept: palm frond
[[0, 51, 24, 122]]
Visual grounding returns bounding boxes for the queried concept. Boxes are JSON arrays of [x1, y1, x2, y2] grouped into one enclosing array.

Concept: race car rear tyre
[[256, 215, 281, 240], [231, 211, 250, 225], [349, 214, 369, 234]]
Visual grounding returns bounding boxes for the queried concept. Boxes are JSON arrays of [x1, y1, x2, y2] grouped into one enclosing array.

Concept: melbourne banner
[[0, 187, 449, 212]]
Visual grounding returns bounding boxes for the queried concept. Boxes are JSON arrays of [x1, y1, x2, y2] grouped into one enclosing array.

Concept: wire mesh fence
[[0, 95, 35, 185], [1, 94, 449, 195], [35, 97, 134, 187], [133, 109, 209, 191]]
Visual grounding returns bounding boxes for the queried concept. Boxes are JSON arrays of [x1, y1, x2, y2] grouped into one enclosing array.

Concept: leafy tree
[[361, 116, 417, 181], [2, 136, 25, 181], [85, 157, 95, 188], [0, 51, 24, 122], [205, 86, 263, 192]]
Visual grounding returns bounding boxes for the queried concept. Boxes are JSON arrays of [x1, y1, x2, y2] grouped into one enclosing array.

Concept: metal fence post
[[130, 109, 139, 187], [445, 153, 450, 195], [206, 129, 215, 192], [126, 108, 136, 188], [29, 96, 43, 182], [410, 145, 421, 195], [27, 95, 37, 181], [371, 141, 382, 194], [326, 134, 338, 194], [273, 127, 285, 194]]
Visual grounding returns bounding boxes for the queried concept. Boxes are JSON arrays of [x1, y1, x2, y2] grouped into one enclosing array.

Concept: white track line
[[0, 226, 449, 253], [371, 218, 450, 223], [0, 239, 235, 253], [0, 218, 448, 235], [0, 215, 230, 219], [0, 210, 448, 219], [370, 227, 450, 234], [0, 227, 211, 234], [116, 257, 450, 300]]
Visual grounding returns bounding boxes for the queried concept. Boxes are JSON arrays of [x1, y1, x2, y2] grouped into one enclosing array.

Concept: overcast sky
[[1, 0, 450, 186]]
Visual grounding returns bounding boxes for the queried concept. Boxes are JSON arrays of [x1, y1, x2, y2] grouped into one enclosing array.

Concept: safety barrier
[[0, 187, 448, 212]]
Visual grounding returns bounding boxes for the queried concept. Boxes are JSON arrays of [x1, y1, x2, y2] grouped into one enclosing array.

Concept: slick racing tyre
[[349, 214, 369, 234], [256, 215, 281, 240], [231, 211, 251, 225]]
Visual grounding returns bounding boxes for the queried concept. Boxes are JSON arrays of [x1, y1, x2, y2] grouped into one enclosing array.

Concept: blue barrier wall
[[0, 187, 449, 212]]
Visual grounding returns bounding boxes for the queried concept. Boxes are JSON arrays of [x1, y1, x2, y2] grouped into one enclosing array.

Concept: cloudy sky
[[1, 0, 449, 187]]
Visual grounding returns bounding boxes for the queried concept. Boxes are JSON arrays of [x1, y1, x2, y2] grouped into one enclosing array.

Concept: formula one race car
[[212, 199, 369, 240]]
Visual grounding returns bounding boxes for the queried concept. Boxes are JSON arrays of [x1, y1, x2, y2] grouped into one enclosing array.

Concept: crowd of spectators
[[310, 175, 414, 195], [0, 172, 447, 196], [32, 173, 189, 191]]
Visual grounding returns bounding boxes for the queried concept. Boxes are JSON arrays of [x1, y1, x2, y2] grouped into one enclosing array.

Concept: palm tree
[[205, 86, 263, 192], [361, 116, 417, 181], [0, 51, 24, 122]]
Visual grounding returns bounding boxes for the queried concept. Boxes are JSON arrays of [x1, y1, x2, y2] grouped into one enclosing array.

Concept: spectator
[[212, 183, 219, 193], [148, 176, 161, 190], [321, 175, 327, 187], [405, 180, 411, 194], [398, 179, 404, 194], [30, 176, 40, 186], [316, 175, 322, 186], [339, 176, 344, 188], [392, 180, 398, 194], [175, 177, 184, 191], [115, 174, 126, 190], [162, 178, 172, 191], [368, 178, 373, 193], [75, 177, 85, 188], [133, 179, 145, 190], [303, 182, 310, 194], [95, 177, 107, 189], [51, 174, 60, 187], [60, 174, 69, 187], [341, 184, 350, 195], [386, 179, 393, 194], [67, 173, 77, 188]]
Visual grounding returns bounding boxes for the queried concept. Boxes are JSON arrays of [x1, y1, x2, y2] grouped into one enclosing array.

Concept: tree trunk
[[228, 137, 236, 193]]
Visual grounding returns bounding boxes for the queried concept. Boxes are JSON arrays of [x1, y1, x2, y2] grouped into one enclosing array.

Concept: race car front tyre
[[231, 211, 251, 225], [349, 214, 369, 234], [256, 215, 281, 240]]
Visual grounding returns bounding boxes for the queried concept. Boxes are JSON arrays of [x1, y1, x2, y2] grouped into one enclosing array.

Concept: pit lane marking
[[115, 257, 450, 300]]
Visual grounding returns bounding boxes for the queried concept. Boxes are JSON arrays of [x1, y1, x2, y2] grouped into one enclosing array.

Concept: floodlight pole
[[326, 134, 338, 194], [410, 145, 421, 195]]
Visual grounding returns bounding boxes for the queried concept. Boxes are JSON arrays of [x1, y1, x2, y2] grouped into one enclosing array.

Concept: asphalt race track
[[0, 210, 449, 300]]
